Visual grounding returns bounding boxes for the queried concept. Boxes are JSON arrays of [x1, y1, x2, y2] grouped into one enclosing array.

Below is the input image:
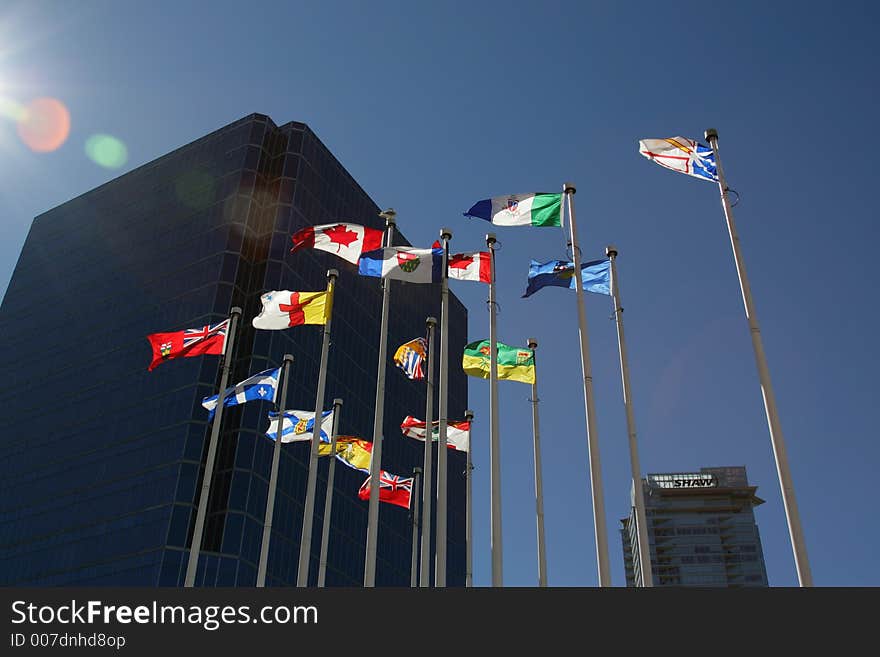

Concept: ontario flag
[[290, 223, 384, 265], [448, 251, 492, 284], [146, 319, 229, 371], [357, 470, 414, 509]]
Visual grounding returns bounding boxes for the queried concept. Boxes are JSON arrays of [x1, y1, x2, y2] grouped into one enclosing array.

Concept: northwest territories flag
[[463, 193, 562, 227], [201, 367, 281, 419], [265, 409, 334, 443], [358, 246, 443, 283], [522, 258, 611, 298], [638, 136, 718, 182]]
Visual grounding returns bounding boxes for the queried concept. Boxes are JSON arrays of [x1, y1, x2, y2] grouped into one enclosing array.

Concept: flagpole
[[563, 182, 611, 587], [296, 268, 338, 587], [486, 232, 503, 587], [364, 209, 397, 587], [316, 398, 343, 587], [420, 316, 437, 587], [527, 339, 548, 587], [464, 408, 474, 588], [605, 247, 653, 588], [410, 466, 422, 587], [435, 227, 452, 587], [256, 353, 294, 587], [184, 306, 242, 587], [704, 129, 813, 586]]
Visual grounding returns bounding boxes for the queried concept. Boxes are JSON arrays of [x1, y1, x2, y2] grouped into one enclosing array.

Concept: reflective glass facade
[[0, 113, 468, 586], [620, 466, 769, 587]]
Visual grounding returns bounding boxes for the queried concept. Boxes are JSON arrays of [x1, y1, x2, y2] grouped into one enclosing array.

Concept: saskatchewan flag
[[462, 339, 536, 384]]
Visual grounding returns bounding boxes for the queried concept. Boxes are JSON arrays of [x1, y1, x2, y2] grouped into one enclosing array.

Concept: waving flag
[[462, 339, 536, 384], [463, 193, 562, 227], [638, 136, 718, 182], [252, 290, 328, 330], [318, 436, 373, 473], [400, 416, 471, 453], [265, 409, 334, 443], [202, 367, 280, 419], [146, 319, 228, 371], [358, 246, 442, 283], [448, 251, 492, 283], [393, 337, 427, 380], [522, 258, 611, 298], [357, 470, 414, 509], [290, 223, 384, 265]]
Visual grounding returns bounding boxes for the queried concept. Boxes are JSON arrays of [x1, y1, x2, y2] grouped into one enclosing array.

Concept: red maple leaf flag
[[290, 222, 383, 265], [448, 251, 492, 284]]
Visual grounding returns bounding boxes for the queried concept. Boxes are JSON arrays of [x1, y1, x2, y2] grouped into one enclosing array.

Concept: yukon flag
[[400, 416, 471, 453], [448, 251, 491, 284], [358, 246, 442, 284], [638, 136, 718, 182], [357, 470, 414, 509], [290, 223, 384, 265], [463, 193, 562, 227], [252, 290, 329, 330]]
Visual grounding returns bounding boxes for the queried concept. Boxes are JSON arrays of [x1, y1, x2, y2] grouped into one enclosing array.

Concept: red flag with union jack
[[146, 319, 229, 371], [357, 470, 414, 509]]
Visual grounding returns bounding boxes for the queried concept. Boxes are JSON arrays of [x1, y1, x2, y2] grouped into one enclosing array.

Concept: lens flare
[[0, 97, 26, 122], [175, 169, 216, 210], [85, 133, 128, 169], [16, 97, 70, 152]]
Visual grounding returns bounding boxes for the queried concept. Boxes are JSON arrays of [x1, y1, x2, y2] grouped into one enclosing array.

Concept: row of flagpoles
[[145, 129, 811, 587]]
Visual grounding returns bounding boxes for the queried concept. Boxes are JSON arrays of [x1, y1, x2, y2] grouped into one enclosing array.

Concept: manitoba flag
[[357, 470, 414, 509], [290, 222, 384, 265], [146, 319, 228, 371], [448, 251, 491, 284]]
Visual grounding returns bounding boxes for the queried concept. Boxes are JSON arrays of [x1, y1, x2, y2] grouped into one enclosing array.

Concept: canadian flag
[[290, 223, 384, 265], [448, 251, 491, 284]]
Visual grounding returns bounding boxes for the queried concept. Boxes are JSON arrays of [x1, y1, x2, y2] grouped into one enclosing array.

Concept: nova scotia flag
[[202, 366, 281, 419]]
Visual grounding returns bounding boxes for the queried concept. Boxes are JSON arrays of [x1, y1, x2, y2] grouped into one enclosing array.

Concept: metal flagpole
[[464, 409, 474, 588], [364, 209, 397, 587], [527, 339, 548, 587], [420, 316, 436, 587], [317, 398, 343, 587], [435, 227, 452, 587], [605, 247, 653, 588], [185, 306, 242, 587], [256, 353, 295, 587], [704, 129, 813, 586], [410, 467, 422, 587], [296, 268, 338, 587], [563, 182, 611, 587], [486, 232, 503, 586]]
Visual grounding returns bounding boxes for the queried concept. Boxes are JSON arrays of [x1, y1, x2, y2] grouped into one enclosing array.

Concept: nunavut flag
[[252, 290, 329, 330], [290, 223, 384, 265], [146, 319, 228, 371]]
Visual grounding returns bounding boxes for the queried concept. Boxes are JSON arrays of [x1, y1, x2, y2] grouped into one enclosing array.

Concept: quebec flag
[[638, 136, 718, 182], [202, 367, 280, 419]]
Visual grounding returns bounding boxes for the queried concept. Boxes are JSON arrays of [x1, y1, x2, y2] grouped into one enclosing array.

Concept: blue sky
[[1, 0, 877, 587]]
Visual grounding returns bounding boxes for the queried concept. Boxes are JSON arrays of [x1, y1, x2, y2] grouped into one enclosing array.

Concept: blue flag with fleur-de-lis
[[201, 366, 281, 419]]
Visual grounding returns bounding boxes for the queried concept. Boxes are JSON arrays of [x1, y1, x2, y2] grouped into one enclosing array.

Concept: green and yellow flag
[[462, 339, 535, 384]]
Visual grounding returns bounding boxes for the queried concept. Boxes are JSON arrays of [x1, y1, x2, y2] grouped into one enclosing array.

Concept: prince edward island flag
[[463, 193, 562, 227]]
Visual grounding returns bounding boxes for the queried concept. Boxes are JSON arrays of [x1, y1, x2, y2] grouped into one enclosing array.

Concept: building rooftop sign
[[647, 472, 718, 489]]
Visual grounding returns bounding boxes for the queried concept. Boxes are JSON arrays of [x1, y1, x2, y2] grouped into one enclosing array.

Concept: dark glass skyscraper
[[0, 113, 468, 586], [620, 466, 769, 587]]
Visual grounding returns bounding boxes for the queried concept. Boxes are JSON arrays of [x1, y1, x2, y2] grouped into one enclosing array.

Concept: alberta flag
[[638, 137, 718, 182], [358, 246, 443, 283], [201, 367, 281, 419], [265, 409, 334, 443], [463, 193, 562, 227], [522, 258, 611, 298]]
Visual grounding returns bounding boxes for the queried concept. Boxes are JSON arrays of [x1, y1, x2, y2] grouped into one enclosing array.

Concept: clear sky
[[1, 0, 877, 587]]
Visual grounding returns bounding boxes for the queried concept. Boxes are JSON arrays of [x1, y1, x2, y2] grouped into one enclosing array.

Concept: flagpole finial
[[528, 338, 538, 350], [379, 208, 396, 226], [283, 353, 294, 364], [426, 316, 437, 327], [605, 245, 618, 259], [704, 128, 718, 143], [327, 268, 338, 280], [413, 466, 422, 475], [563, 182, 576, 194], [485, 232, 497, 247], [231, 306, 242, 316], [464, 409, 474, 421], [440, 227, 452, 241], [333, 397, 343, 407]]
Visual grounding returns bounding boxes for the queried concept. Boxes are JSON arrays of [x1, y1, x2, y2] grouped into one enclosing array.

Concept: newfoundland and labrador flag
[[201, 367, 280, 419], [357, 470, 414, 509], [146, 319, 228, 371], [252, 290, 329, 330], [463, 193, 562, 227], [290, 222, 384, 265], [522, 258, 611, 298], [400, 416, 471, 453], [462, 339, 536, 384], [358, 246, 443, 283], [265, 409, 334, 443], [638, 136, 718, 182]]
